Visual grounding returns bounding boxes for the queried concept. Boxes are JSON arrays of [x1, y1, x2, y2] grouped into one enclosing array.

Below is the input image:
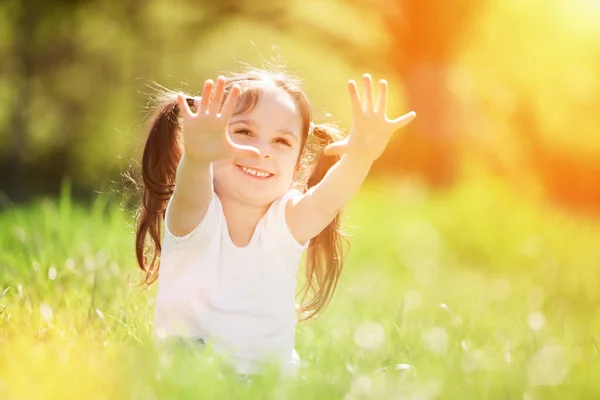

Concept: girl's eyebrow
[[231, 119, 299, 141]]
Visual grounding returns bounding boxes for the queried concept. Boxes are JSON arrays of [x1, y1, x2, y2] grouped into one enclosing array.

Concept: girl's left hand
[[324, 74, 416, 162]]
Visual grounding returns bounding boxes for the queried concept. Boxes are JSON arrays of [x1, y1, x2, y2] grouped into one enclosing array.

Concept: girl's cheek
[[284, 155, 301, 175]]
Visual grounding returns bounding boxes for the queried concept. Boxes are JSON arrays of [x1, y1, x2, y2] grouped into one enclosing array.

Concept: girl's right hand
[[176, 76, 260, 163]]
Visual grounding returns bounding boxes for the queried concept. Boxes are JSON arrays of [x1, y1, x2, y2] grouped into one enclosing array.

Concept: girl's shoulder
[[262, 188, 308, 251], [163, 189, 223, 245]]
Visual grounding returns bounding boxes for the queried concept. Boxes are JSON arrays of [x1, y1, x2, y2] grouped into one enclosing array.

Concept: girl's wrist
[[340, 153, 375, 170], [180, 152, 212, 168]]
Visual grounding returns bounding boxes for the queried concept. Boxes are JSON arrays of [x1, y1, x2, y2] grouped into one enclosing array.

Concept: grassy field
[[1, 174, 600, 399]]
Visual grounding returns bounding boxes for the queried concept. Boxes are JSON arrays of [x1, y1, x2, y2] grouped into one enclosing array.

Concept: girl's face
[[212, 87, 305, 206]]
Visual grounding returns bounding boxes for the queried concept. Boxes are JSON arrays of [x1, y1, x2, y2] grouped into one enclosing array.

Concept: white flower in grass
[[346, 362, 358, 375], [376, 363, 416, 380], [394, 364, 417, 380], [528, 344, 568, 386], [528, 311, 546, 331], [422, 326, 447, 355], [40, 304, 53, 321], [345, 375, 372, 400], [48, 266, 57, 281], [155, 327, 167, 340], [354, 321, 385, 351], [65, 258, 76, 271]]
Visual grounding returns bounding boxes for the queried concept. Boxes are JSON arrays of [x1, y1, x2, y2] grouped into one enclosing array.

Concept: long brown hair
[[134, 68, 348, 319]]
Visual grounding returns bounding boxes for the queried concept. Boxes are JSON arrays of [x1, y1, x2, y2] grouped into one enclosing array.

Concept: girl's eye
[[234, 129, 252, 136], [275, 138, 291, 147]]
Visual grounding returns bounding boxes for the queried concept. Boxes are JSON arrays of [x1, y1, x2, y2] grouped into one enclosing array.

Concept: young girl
[[134, 68, 415, 375]]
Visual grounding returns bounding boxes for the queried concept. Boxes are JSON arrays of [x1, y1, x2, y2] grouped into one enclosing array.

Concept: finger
[[375, 79, 388, 114], [198, 79, 214, 114], [390, 111, 417, 129], [323, 140, 349, 157], [227, 138, 261, 159], [362, 73, 374, 113], [208, 76, 226, 115], [220, 84, 241, 120], [348, 80, 362, 116], [177, 92, 193, 117]]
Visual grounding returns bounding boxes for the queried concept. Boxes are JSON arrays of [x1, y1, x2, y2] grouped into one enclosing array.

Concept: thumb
[[177, 92, 192, 116], [229, 142, 261, 159], [390, 111, 417, 129]]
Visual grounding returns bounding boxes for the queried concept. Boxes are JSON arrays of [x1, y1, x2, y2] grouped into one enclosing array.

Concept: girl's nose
[[256, 141, 273, 159]]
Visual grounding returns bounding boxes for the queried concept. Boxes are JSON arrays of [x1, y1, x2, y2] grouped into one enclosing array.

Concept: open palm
[[324, 74, 416, 161], [177, 77, 260, 163]]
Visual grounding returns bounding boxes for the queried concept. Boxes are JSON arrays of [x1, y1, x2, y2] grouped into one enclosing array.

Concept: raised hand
[[177, 76, 260, 164], [324, 74, 416, 161]]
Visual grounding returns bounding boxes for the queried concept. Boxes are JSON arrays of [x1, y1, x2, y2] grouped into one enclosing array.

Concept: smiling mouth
[[237, 165, 274, 179]]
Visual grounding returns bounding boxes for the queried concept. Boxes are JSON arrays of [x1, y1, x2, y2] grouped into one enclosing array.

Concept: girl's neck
[[217, 192, 271, 247]]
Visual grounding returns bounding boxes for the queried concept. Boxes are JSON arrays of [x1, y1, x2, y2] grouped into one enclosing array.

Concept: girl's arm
[[167, 77, 260, 237], [167, 155, 213, 236], [287, 74, 416, 243]]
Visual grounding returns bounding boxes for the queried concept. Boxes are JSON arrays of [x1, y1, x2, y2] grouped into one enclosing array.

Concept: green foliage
[[0, 0, 387, 197], [1, 175, 599, 398], [2, 0, 599, 200]]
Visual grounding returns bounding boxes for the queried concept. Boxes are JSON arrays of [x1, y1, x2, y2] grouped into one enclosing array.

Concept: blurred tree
[[0, 0, 306, 203], [279, 0, 486, 186], [2, 0, 598, 213], [369, 0, 486, 186], [455, 0, 600, 215], [0, 0, 128, 202], [515, 100, 600, 215], [1, 0, 85, 201]]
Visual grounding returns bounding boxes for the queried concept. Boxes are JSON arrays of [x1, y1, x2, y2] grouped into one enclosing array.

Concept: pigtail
[[134, 93, 195, 285], [298, 124, 348, 320]]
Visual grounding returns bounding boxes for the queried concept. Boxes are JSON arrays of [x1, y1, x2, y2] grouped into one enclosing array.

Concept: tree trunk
[[372, 62, 459, 187], [2, 1, 34, 202], [370, 0, 483, 187]]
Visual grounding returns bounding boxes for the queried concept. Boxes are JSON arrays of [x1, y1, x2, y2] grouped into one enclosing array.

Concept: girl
[[134, 68, 415, 375]]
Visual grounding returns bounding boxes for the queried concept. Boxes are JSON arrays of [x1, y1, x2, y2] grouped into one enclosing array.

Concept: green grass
[[1, 175, 600, 399]]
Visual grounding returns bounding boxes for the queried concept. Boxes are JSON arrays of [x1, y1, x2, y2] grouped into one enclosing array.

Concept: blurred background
[[1, 0, 600, 215], [2, 2, 600, 396]]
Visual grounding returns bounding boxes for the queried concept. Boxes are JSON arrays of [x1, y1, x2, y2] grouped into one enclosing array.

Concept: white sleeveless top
[[153, 188, 308, 375]]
